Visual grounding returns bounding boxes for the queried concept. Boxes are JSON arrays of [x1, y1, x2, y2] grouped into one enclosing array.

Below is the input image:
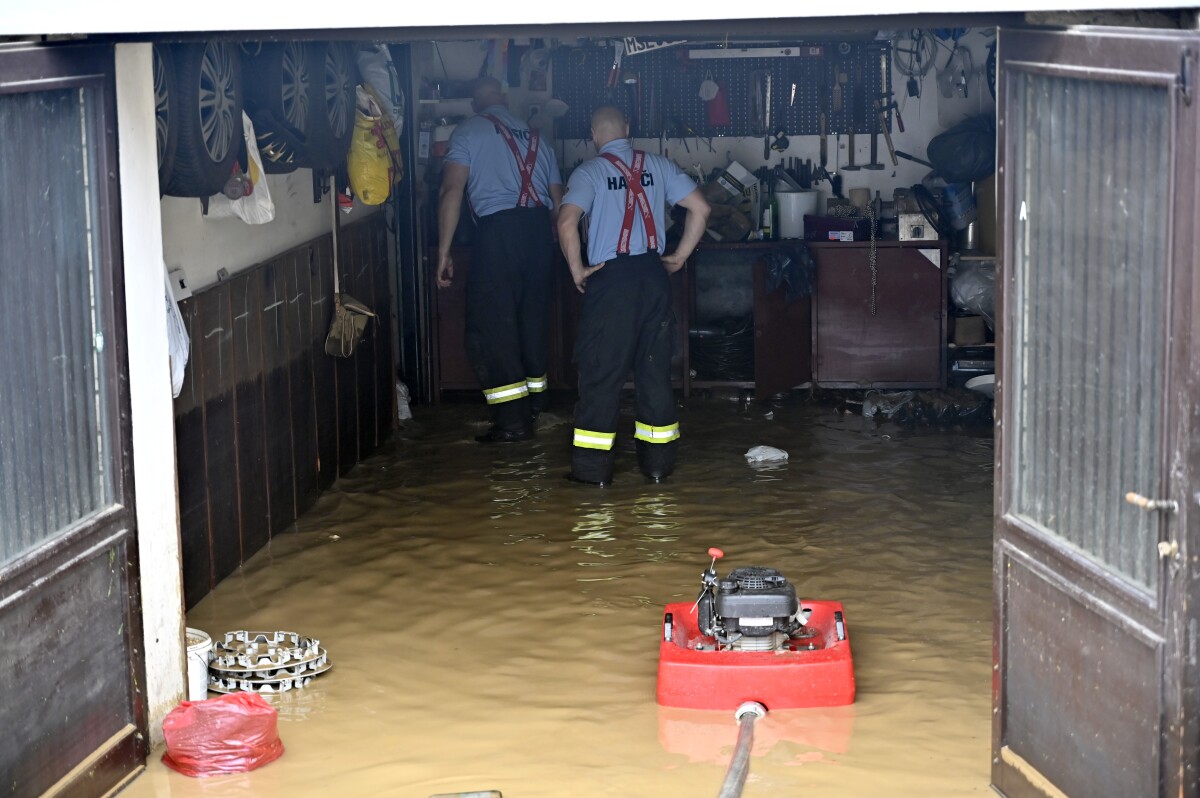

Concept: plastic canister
[[776, 190, 820, 239], [943, 182, 977, 230], [185, 628, 212, 701]]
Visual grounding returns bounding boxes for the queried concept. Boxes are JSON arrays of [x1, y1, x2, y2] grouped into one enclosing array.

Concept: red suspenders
[[481, 113, 544, 208], [600, 150, 658, 255]]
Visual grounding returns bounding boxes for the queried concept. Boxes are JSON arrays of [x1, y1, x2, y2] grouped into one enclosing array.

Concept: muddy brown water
[[126, 393, 995, 797]]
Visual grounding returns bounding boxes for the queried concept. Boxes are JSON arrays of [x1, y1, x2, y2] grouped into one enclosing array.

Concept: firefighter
[[437, 77, 564, 442], [557, 105, 711, 484]]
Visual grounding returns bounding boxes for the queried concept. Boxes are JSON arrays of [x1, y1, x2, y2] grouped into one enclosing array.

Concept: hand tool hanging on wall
[[864, 118, 885, 170], [762, 74, 773, 160], [606, 42, 623, 90], [895, 150, 933, 168], [818, 113, 828, 170], [842, 131, 861, 171], [873, 50, 898, 167], [622, 70, 641, 136], [685, 123, 714, 153], [842, 63, 861, 171], [874, 99, 899, 167], [833, 67, 847, 112], [862, 56, 884, 173], [670, 116, 690, 154]]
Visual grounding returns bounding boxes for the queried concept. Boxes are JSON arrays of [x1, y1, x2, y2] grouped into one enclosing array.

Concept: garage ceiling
[[0, 0, 1195, 36]]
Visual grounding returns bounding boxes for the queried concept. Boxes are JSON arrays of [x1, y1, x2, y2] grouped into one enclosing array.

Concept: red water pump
[[656, 548, 856, 711]]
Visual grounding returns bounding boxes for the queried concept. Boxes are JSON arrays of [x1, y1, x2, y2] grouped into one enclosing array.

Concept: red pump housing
[[655, 549, 855, 711]]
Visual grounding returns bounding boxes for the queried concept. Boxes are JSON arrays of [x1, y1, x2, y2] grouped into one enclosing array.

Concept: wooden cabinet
[[431, 246, 575, 393], [684, 242, 812, 398], [809, 241, 947, 388], [430, 240, 946, 399]]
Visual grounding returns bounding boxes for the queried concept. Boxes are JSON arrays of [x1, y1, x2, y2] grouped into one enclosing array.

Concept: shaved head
[[590, 105, 628, 148], [472, 76, 505, 112]]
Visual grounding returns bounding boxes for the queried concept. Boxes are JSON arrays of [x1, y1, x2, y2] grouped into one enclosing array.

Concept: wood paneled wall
[[173, 214, 394, 608]]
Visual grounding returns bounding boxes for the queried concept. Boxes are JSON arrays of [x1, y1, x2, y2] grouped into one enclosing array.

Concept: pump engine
[[695, 550, 805, 652]]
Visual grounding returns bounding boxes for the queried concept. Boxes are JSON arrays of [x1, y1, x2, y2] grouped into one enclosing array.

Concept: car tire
[[153, 45, 178, 194], [162, 41, 244, 198], [240, 41, 309, 174], [300, 41, 357, 169]]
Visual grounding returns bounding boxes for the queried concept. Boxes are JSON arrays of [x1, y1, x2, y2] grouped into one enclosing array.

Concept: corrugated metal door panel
[[0, 43, 146, 797], [995, 27, 1200, 798], [1009, 71, 1169, 591], [0, 87, 112, 563]]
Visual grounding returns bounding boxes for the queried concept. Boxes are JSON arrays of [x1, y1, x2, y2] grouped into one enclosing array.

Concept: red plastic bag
[[161, 692, 284, 777]]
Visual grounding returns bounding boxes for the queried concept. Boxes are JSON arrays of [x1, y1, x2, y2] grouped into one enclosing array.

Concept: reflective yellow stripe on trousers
[[573, 428, 616, 450], [526, 374, 548, 393], [634, 421, 680, 443], [483, 380, 529, 405]]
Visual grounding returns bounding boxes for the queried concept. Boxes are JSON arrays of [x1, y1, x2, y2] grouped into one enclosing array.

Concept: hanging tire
[[153, 45, 178, 194], [240, 41, 310, 174], [162, 41, 244, 198], [300, 41, 357, 169]]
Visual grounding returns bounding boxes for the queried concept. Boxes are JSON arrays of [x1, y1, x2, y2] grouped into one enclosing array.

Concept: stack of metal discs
[[208, 630, 331, 694]]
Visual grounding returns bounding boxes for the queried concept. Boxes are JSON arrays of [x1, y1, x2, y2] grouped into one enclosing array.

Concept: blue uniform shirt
[[446, 105, 562, 218], [562, 139, 698, 266]]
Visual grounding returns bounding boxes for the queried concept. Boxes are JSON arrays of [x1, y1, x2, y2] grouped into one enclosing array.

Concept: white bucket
[[776, 190, 820, 239], [185, 627, 213, 701]]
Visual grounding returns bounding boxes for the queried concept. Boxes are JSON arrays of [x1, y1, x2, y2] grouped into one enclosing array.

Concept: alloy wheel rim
[[198, 41, 237, 163]]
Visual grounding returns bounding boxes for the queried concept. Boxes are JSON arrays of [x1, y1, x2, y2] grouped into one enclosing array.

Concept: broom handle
[[330, 173, 341, 297]]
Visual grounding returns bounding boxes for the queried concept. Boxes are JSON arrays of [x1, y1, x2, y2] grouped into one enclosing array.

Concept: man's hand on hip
[[572, 262, 606, 293]]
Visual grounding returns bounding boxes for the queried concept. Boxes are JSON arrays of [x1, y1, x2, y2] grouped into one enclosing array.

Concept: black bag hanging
[[926, 115, 996, 183]]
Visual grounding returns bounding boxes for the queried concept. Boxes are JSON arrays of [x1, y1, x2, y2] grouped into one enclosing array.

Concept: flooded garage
[[126, 394, 994, 796]]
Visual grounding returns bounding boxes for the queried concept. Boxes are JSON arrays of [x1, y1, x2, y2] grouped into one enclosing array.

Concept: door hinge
[[1181, 49, 1194, 106]]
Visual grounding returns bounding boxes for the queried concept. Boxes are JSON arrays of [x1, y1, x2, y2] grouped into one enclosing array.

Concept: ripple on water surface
[[131, 395, 995, 797]]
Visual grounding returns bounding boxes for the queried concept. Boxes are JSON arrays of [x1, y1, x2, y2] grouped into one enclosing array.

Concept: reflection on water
[[126, 394, 995, 797]]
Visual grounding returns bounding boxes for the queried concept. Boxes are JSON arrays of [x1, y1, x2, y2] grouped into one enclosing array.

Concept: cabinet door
[[432, 247, 480, 390], [813, 245, 945, 388], [753, 260, 812, 396], [431, 248, 577, 395]]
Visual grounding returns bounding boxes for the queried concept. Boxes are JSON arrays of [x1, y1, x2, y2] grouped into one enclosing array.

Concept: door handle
[[1125, 492, 1179, 514], [1126, 492, 1181, 562]]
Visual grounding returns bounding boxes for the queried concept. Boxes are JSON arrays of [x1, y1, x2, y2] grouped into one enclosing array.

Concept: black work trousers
[[571, 252, 678, 482], [465, 206, 554, 431]]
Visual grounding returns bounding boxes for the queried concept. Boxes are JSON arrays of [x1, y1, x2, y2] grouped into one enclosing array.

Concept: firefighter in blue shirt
[[557, 105, 711, 484], [437, 77, 564, 442]]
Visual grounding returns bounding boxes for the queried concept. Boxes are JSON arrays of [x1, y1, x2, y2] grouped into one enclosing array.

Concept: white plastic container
[[776, 190, 820, 239], [185, 627, 213, 701]]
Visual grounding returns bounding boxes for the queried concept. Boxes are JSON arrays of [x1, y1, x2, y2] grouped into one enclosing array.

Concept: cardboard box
[[953, 315, 987, 346]]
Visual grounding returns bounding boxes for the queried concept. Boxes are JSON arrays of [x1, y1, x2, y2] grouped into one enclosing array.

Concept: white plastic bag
[[164, 268, 190, 398], [745, 446, 788, 463], [355, 44, 405, 137], [208, 112, 275, 224], [396, 381, 413, 421]]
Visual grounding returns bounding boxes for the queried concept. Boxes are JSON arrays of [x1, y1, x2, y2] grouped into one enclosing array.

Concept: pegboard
[[551, 42, 892, 142]]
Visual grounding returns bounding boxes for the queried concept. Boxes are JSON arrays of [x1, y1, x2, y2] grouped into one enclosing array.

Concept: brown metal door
[[0, 44, 147, 795], [994, 27, 1198, 798]]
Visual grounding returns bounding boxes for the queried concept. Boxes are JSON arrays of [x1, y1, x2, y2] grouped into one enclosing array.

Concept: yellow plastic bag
[[360, 83, 404, 185], [347, 86, 392, 205]]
